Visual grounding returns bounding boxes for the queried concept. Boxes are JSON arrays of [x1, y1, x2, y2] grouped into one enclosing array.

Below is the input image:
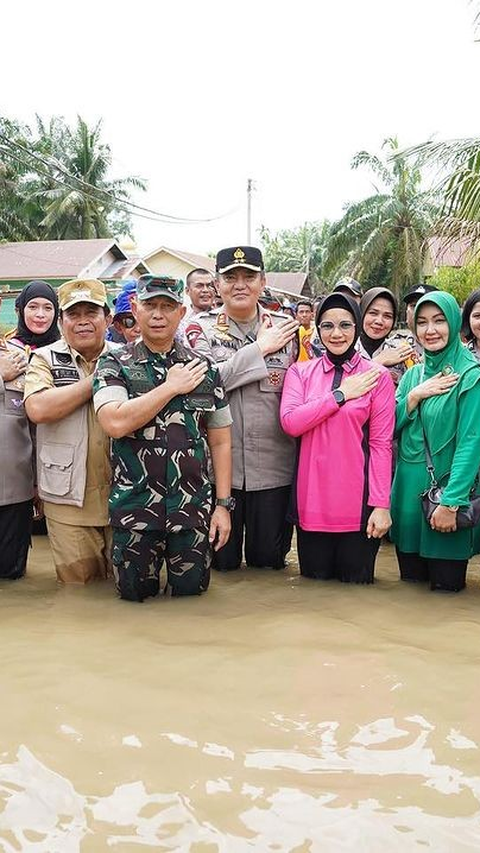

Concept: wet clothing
[[24, 339, 111, 583], [391, 291, 480, 573], [47, 520, 112, 584], [396, 549, 467, 592], [281, 292, 394, 584], [93, 339, 231, 533], [0, 500, 33, 580], [280, 352, 395, 532], [0, 345, 33, 507], [297, 528, 380, 584], [0, 341, 34, 579], [93, 339, 231, 598], [213, 485, 292, 571], [112, 526, 211, 600]]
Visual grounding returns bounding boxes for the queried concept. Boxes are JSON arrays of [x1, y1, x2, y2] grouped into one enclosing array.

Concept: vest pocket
[[39, 444, 74, 496]]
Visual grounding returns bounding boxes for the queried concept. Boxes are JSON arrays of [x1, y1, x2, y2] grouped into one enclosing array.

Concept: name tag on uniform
[[183, 374, 216, 411]]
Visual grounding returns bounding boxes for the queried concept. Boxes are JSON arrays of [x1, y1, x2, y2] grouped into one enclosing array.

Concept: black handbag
[[419, 415, 480, 529]]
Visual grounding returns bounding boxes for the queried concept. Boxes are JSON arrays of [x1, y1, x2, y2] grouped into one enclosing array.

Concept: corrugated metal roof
[[0, 239, 122, 280]]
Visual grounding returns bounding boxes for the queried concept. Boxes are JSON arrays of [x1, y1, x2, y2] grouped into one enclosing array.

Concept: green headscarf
[[414, 290, 480, 453]]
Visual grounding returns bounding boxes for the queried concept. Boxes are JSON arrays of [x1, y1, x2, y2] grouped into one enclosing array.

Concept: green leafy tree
[[399, 136, 480, 253], [323, 138, 439, 299], [428, 259, 480, 306], [0, 118, 40, 240], [259, 220, 330, 287], [33, 116, 146, 239], [0, 114, 146, 241]]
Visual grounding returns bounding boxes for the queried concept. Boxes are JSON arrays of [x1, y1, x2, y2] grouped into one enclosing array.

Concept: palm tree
[[33, 115, 146, 239], [0, 118, 41, 240], [399, 137, 480, 252], [323, 138, 439, 299], [260, 220, 330, 286]]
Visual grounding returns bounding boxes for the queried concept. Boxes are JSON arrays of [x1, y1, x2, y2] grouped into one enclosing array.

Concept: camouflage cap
[[136, 274, 184, 304], [58, 278, 108, 311]]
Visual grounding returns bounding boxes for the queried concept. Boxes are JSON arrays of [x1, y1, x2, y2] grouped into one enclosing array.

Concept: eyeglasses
[[118, 316, 137, 329], [319, 321, 355, 334]]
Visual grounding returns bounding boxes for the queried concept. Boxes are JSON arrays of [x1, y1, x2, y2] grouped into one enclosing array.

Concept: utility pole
[[247, 178, 253, 244]]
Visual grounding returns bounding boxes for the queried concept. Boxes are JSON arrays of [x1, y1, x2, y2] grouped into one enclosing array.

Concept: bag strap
[[418, 405, 438, 486]]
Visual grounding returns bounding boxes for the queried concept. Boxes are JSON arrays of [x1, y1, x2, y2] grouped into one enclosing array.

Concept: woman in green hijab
[[391, 291, 480, 592]]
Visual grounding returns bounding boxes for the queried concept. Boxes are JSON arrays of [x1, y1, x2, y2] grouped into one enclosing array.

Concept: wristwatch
[[215, 496, 236, 512], [332, 389, 346, 407]]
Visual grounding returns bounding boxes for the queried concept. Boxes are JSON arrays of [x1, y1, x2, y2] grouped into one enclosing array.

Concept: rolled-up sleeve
[[93, 353, 128, 412]]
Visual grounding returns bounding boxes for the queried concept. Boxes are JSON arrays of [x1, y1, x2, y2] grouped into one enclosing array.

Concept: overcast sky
[[3, 0, 479, 256]]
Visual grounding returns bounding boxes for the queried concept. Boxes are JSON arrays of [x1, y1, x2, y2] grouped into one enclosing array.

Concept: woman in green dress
[[391, 291, 480, 592]]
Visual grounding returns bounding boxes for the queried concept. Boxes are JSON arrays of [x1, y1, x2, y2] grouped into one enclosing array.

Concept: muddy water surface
[[1, 536, 480, 851]]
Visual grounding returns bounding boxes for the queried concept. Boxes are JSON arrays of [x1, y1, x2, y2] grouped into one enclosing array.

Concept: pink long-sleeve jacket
[[280, 352, 395, 532]]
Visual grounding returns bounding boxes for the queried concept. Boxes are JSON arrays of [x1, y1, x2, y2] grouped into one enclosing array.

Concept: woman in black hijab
[[280, 292, 395, 584], [0, 281, 59, 576], [12, 280, 60, 350]]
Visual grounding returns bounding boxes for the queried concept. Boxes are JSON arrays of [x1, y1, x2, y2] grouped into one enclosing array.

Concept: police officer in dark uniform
[[186, 246, 298, 572]]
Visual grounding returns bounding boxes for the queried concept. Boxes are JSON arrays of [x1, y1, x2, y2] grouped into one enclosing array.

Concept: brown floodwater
[[1, 535, 480, 852]]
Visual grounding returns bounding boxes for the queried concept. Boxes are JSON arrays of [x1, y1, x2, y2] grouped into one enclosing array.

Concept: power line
[[0, 134, 240, 224]]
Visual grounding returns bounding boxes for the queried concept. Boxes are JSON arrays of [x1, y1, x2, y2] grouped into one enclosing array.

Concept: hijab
[[359, 287, 398, 357], [414, 291, 480, 453], [315, 292, 361, 365], [14, 280, 60, 347]]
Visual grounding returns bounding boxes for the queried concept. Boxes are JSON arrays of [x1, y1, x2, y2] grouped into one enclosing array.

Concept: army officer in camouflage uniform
[[185, 246, 298, 572], [93, 275, 233, 602]]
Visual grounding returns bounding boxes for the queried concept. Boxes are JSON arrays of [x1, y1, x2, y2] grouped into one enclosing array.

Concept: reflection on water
[[1, 537, 480, 851]]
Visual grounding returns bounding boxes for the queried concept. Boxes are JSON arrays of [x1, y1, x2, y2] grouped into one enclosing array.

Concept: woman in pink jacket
[[280, 292, 395, 583]]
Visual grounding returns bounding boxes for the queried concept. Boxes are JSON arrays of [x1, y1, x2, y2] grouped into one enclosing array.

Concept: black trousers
[[213, 486, 292, 571], [396, 549, 468, 592], [297, 527, 381, 584], [0, 500, 33, 580]]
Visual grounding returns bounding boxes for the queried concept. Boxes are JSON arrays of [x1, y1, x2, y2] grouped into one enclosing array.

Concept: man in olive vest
[[24, 279, 112, 584]]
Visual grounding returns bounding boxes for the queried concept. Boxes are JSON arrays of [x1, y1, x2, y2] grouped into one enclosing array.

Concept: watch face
[[217, 497, 236, 511]]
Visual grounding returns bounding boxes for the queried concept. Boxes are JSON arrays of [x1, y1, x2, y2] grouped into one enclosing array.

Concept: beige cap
[[58, 278, 108, 311]]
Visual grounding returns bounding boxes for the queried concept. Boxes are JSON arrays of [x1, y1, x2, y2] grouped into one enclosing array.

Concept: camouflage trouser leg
[[112, 527, 211, 602], [166, 527, 211, 597], [112, 528, 163, 601]]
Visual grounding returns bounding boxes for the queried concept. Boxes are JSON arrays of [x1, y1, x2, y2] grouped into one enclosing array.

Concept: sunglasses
[[117, 316, 137, 329]]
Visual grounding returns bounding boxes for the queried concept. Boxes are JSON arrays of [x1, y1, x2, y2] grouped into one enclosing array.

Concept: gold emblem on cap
[[233, 248, 245, 262]]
